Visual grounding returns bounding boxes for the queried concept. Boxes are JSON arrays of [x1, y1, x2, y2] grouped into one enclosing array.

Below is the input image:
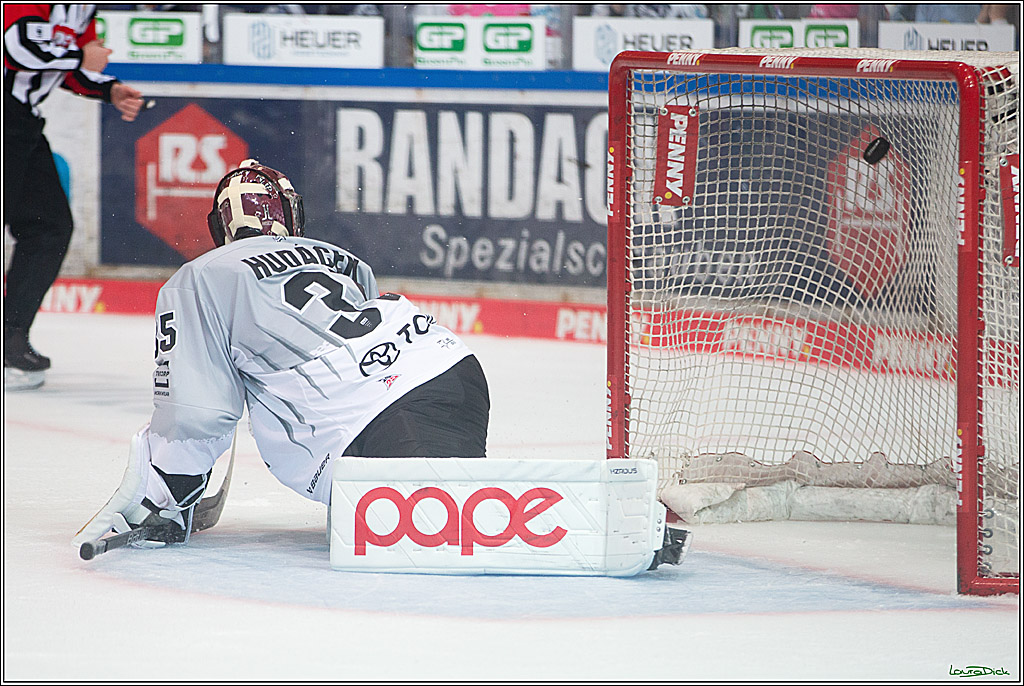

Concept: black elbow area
[[154, 466, 212, 508]]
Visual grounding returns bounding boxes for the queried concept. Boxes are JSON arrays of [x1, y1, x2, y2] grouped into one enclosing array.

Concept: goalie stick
[[79, 431, 237, 561]]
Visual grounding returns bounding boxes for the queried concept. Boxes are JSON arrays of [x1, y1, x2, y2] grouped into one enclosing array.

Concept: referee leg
[[3, 127, 74, 334]]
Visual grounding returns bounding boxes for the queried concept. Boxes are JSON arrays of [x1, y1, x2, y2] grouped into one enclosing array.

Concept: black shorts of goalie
[[343, 356, 490, 458]]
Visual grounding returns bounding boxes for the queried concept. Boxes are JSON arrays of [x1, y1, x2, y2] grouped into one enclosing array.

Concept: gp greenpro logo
[[416, 22, 466, 51], [128, 17, 184, 46], [483, 23, 533, 52], [751, 25, 794, 48], [806, 24, 850, 47]]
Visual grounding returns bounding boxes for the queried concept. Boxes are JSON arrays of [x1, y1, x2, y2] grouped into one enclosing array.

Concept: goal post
[[606, 48, 1019, 595]]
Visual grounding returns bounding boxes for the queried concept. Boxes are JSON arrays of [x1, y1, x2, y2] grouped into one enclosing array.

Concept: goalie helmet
[[207, 159, 305, 247]]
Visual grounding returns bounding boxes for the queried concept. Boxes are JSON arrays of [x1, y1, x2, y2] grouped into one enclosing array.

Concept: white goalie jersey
[[146, 235, 471, 504]]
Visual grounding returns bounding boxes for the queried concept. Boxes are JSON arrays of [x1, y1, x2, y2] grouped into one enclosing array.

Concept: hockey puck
[[863, 136, 891, 165]]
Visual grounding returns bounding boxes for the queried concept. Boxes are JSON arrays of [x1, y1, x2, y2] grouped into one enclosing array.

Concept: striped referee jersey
[[3, 4, 116, 115]]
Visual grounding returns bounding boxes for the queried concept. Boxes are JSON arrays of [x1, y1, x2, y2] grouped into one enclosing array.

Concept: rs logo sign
[[135, 103, 249, 260], [129, 18, 184, 46], [483, 23, 533, 52], [354, 486, 567, 555], [158, 134, 227, 184], [416, 23, 466, 50]]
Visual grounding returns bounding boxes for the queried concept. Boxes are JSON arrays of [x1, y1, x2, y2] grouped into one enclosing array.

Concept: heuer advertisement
[[222, 13, 384, 67], [877, 21, 1016, 51], [573, 17, 714, 71]]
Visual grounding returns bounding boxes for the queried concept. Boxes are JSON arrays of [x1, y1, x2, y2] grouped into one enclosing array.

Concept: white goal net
[[607, 48, 1019, 595]]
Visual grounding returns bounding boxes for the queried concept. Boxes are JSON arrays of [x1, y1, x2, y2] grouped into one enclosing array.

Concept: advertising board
[[572, 17, 714, 72], [222, 13, 384, 67], [99, 88, 609, 288], [877, 21, 1016, 51], [95, 10, 202, 63], [738, 19, 860, 48], [413, 16, 546, 70]]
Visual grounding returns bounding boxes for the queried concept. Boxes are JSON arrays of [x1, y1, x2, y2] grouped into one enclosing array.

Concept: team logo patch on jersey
[[379, 375, 401, 390], [359, 342, 400, 377]]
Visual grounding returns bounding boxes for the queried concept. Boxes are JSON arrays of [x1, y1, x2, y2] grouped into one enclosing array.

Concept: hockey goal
[[607, 49, 1019, 595]]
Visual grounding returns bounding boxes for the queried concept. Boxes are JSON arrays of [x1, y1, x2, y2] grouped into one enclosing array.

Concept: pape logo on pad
[[331, 457, 665, 576], [354, 486, 567, 555]]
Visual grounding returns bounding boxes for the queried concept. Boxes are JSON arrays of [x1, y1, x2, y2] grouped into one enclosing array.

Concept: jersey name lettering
[[242, 246, 360, 282]]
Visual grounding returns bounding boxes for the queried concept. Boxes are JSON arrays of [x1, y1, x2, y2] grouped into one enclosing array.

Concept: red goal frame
[[606, 50, 1018, 596]]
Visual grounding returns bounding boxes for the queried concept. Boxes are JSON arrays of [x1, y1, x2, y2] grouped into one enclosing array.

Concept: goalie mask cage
[[607, 49, 1019, 596]]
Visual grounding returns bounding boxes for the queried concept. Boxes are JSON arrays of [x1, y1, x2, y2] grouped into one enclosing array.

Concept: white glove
[[72, 425, 184, 548]]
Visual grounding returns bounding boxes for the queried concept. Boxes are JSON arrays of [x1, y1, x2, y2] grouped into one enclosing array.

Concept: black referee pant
[[344, 355, 490, 458], [3, 97, 74, 335]]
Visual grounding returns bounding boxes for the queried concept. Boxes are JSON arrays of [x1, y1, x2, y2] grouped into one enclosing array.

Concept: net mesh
[[618, 49, 1018, 579], [976, 62, 1019, 579]]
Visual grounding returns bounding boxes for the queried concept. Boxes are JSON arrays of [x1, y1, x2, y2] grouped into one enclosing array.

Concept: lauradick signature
[[950, 665, 1011, 677]]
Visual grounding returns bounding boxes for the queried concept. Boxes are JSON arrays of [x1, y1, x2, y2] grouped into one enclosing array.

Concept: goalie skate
[[648, 525, 692, 571]]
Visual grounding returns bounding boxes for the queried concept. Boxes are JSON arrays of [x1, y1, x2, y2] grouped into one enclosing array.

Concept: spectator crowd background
[[104, 4, 1021, 68]]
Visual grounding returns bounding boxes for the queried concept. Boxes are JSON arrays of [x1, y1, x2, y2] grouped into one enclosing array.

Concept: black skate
[[4, 327, 49, 390], [648, 525, 692, 570]]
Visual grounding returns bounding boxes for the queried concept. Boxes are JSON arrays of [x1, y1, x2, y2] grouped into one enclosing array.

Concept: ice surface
[[3, 313, 1019, 681]]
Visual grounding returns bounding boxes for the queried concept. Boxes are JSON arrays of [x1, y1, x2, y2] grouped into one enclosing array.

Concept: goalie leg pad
[[72, 426, 210, 548], [329, 457, 672, 577], [73, 427, 154, 547]]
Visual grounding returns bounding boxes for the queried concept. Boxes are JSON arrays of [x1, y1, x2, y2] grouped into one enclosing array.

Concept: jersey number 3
[[283, 271, 382, 339]]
